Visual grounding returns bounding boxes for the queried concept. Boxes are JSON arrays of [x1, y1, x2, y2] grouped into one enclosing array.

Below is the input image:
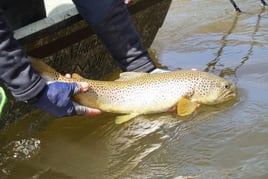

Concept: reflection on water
[[1, 0, 268, 178]]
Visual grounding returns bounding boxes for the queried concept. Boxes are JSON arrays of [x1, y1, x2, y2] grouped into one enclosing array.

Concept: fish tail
[[30, 57, 59, 75]]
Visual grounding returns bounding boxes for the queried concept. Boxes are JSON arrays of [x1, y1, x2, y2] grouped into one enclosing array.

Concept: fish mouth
[[220, 86, 237, 102]]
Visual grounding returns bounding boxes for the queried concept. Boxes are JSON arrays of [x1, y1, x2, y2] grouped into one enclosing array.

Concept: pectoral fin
[[177, 97, 198, 116], [115, 113, 140, 124]]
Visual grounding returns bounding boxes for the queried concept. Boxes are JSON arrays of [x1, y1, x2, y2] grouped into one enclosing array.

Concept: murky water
[[1, 0, 268, 178]]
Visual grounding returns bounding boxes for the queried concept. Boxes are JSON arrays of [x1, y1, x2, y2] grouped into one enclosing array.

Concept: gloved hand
[[32, 82, 101, 117]]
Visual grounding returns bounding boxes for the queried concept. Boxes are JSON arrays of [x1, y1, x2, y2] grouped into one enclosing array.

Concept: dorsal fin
[[116, 72, 149, 81]]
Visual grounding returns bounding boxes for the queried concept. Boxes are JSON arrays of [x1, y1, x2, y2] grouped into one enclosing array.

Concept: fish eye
[[224, 84, 230, 89]]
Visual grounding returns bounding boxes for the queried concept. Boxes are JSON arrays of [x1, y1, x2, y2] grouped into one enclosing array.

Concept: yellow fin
[[115, 113, 140, 124], [177, 97, 198, 116], [116, 72, 149, 81]]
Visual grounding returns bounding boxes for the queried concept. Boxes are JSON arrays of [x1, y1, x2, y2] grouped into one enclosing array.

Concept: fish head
[[192, 73, 237, 105]]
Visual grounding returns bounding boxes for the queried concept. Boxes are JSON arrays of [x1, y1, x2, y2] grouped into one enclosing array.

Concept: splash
[[0, 138, 41, 176]]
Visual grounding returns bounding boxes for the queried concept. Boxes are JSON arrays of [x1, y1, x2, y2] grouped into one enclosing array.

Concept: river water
[[1, 0, 268, 178]]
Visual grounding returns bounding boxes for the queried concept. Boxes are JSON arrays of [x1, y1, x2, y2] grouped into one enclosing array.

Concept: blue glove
[[32, 82, 100, 117]]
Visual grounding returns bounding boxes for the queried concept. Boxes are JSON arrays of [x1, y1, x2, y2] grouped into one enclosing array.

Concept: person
[[0, 0, 163, 118]]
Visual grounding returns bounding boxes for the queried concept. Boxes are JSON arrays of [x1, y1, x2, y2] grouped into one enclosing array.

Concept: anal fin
[[115, 113, 140, 124]]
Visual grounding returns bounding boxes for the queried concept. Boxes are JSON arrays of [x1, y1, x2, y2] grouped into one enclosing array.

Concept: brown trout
[[30, 59, 236, 124]]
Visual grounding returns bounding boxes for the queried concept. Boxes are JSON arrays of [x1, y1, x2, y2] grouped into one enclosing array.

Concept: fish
[[30, 58, 237, 124]]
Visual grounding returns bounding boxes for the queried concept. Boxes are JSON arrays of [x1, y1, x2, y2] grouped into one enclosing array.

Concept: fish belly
[[95, 85, 183, 114]]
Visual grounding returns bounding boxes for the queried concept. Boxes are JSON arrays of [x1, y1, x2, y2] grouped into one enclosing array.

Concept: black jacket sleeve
[[0, 11, 46, 101]]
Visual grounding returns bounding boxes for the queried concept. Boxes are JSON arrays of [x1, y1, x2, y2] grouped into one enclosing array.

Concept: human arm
[[0, 11, 101, 117], [0, 11, 46, 101]]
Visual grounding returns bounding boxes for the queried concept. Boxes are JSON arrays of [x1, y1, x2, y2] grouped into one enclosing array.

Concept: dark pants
[[72, 0, 156, 72]]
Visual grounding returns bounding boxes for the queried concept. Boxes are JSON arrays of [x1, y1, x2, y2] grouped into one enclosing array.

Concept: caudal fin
[[30, 58, 58, 74]]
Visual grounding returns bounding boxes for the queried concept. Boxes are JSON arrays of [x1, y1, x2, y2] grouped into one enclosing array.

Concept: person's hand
[[32, 82, 101, 117]]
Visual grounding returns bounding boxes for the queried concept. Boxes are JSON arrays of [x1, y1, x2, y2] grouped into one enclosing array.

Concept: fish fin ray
[[177, 97, 198, 116], [115, 113, 140, 124]]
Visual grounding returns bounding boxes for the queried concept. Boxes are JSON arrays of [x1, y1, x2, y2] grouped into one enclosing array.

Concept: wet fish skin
[[30, 59, 237, 123]]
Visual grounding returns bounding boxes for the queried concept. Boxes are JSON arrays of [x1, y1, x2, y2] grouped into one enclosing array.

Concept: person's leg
[[72, 0, 156, 72]]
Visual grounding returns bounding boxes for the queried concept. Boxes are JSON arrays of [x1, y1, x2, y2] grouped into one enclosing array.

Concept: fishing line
[[205, 3, 266, 85], [229, 0, 267, 12], [229, 0, 242, 12]]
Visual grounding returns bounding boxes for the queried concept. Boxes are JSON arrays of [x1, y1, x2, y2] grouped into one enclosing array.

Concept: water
[[1, 0, 268, 178]]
